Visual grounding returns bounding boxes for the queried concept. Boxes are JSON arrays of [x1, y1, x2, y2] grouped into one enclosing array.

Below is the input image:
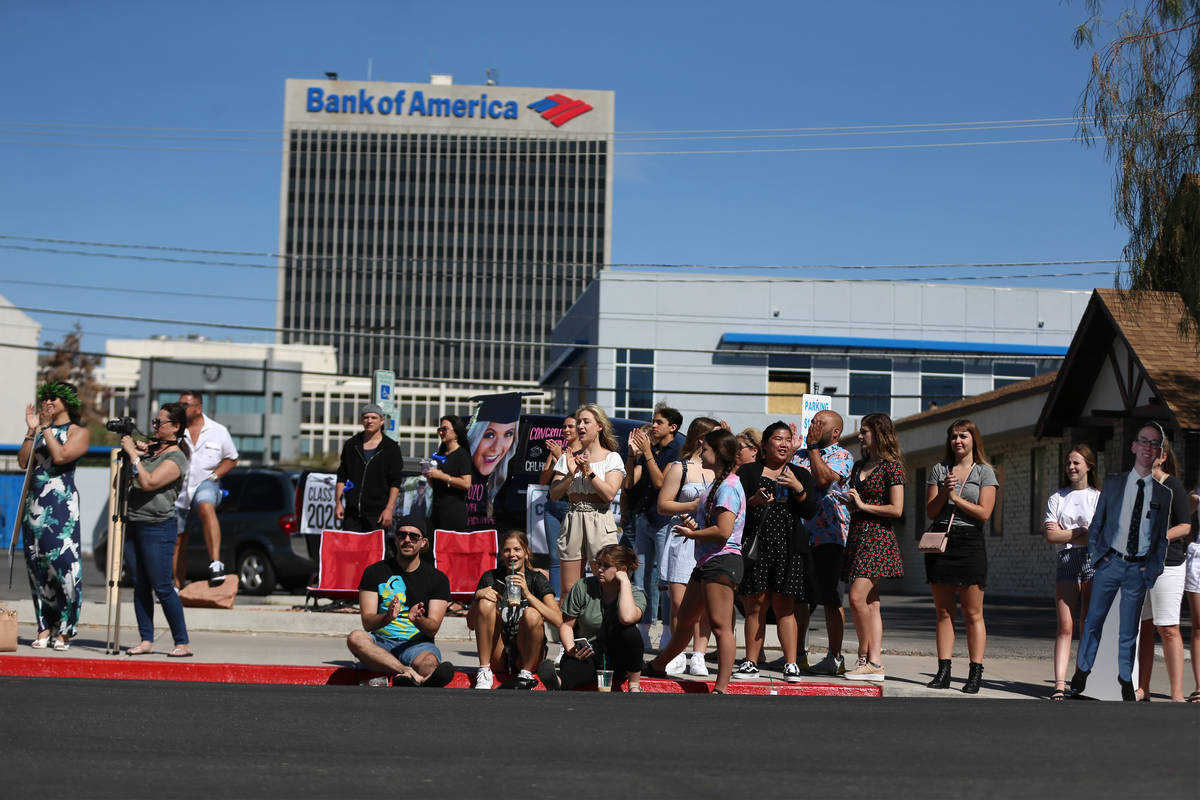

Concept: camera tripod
[[103, 447, 134, 655]]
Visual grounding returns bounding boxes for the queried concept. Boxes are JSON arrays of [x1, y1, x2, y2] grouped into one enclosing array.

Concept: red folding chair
[[432, 529, 498, 603], [305, 529, 386, 610]]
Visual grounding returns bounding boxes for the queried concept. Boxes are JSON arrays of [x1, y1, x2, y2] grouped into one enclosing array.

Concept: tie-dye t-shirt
[[357, 558, 451, 643], [693, 473, 747, 567]]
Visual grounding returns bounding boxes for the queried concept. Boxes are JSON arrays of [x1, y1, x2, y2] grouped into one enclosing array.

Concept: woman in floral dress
[[19, 381, 91, 651], [842, 412, 905, 683]]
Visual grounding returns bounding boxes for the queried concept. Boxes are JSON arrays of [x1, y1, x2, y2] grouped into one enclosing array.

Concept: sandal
[[1134, 688, 1150, 702], [1188, 691, 1200, 704], [31, 633, 50, 649], [52, 638, 71, 652], [126, 642, 154, 656], [1050, 681, 1067, 701], [167, 646, 194, 658]]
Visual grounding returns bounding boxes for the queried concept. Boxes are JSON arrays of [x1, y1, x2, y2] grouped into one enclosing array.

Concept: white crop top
[[554, 450, 626, 494]]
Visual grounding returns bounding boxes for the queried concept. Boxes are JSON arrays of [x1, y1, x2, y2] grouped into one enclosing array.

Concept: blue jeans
[[126, 518, 190, 645], [1076, 551, 1147, 682], [634, 516, 670, 624]]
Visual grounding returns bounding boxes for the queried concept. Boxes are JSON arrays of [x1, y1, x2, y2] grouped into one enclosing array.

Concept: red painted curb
[[0, 656, 881, 696]]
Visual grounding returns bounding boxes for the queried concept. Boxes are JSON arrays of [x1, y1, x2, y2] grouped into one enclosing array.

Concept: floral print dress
[[22, 423, 83, 637], [842, 460, 905, 581]]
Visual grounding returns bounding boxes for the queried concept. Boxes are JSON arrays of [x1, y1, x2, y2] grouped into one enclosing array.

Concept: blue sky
[[0, 1, 1126, 357]]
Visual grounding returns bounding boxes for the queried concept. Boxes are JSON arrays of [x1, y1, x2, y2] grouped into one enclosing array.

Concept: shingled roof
[[893, 369, 1059, 431], [1038, 288, 1200, 435]]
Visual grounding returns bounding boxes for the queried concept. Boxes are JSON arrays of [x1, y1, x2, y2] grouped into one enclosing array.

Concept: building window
[[767, 370, 810, 415], [849, 371, 891, 416], [232, 435, 265, 463], [215, 393, 266, 415], [271, 436, 281, 461], [993, 362, 1036, 390], [272, 393, 284, 414], [920, 360, 964, 409], [156, 391, 188, 409], [614, 348, 654, 420]]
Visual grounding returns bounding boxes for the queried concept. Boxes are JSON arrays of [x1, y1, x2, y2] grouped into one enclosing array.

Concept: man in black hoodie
[[335, 403, 405, 532]]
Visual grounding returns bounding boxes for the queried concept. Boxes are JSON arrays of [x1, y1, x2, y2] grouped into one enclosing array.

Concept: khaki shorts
[[557, 507, 620, 562]]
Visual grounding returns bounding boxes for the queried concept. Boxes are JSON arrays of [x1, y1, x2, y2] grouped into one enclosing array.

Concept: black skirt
[[924, 527, 987, 588]]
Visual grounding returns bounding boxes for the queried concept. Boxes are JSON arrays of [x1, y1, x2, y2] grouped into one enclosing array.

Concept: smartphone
[[573, 637, 590, 652]]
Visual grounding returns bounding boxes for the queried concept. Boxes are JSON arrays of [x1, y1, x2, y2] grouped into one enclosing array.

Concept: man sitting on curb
[[347, 515, 455, 687]]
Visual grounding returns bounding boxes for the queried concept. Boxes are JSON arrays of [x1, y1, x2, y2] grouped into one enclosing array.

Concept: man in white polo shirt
[[174, 390, 239, 586]]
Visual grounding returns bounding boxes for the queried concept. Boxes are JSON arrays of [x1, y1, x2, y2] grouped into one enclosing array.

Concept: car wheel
[[236, 547, 277, 596]]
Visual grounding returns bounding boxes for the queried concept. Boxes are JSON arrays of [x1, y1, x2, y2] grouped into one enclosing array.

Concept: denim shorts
[[1055, 547, 1094, 583], [176, 479, 224, 534], [368, 633, 442, 665]]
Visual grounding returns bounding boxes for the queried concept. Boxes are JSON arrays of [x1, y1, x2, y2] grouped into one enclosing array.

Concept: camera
[[106, 417, 137, 437]]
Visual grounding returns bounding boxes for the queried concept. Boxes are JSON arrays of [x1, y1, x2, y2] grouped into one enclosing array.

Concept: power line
[[0, 277, 274, 304], [0, 119, 1079, 146], [0, 114, 1087, 137], [0, 339, 1053, 401], [0, 134, 1094, 156], [2, 303, 1075, 363], [0, 245, 1114, 284], [0, 234, 1124, 272]]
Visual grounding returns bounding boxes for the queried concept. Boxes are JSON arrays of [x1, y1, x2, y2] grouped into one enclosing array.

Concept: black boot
[[961, 661, 983, 694], [925, 659, 952, 689], [1069, 667, 1089, 694]]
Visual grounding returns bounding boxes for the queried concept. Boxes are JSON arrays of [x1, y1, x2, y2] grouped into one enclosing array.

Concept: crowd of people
[[339, 402, 1199, 700], [13, 384, 1200, 701]]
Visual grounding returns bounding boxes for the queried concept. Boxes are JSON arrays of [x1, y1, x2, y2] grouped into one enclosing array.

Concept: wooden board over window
[[767, 370, 809, 414]]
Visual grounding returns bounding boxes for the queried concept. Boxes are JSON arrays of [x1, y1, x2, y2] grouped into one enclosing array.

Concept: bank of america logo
[[528, 94, 593, 127]]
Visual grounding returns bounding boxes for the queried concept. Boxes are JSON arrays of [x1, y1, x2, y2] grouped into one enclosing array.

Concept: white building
[[276, 75, 615, 385], [100, 336, 547, 460], [543, 272, 1092, 431], [0, 294, 41, 448]]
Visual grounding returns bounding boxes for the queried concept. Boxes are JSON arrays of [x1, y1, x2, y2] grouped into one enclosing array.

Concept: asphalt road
[[4, 677, 1196, 797]]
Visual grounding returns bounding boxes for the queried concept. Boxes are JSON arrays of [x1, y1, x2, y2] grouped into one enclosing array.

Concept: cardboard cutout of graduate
[[464, 393, 522, 529]]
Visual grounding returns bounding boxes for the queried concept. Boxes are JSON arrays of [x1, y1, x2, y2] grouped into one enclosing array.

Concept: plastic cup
[[504, 575, 521, 607], [596, 669, 614, 692]]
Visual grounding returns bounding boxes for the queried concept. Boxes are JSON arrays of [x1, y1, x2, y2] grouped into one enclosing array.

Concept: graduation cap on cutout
[[468, 392, 525, 424]]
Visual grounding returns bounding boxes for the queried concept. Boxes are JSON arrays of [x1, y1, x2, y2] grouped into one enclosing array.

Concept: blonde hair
[[574, 404, 619, 453]]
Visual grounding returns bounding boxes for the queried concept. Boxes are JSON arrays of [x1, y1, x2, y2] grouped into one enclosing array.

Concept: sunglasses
[[152, 419, 174, 428], [397, 530, 424, 541]]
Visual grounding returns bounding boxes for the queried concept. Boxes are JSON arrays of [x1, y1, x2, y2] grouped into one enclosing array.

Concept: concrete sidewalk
[[2, 593, 1190, 700]]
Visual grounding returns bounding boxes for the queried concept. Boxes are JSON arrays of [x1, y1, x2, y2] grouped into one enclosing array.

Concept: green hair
[[37, 381, 81, 411]]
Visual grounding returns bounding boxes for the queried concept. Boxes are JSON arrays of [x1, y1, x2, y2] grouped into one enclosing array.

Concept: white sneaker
[[687, 652, 710, 677], [665, 653, 688, 674], [474, 667, 494, 690]]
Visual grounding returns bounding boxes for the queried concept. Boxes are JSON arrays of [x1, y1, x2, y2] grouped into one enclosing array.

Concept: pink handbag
[[919, 468, 969, 554]]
